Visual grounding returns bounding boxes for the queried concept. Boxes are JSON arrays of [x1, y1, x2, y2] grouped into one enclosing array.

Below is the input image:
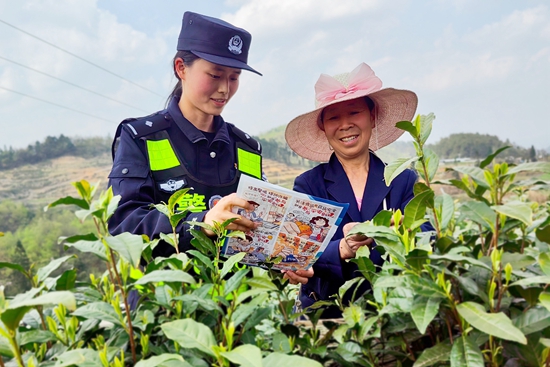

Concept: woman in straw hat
[[283, 62, 430, 317]]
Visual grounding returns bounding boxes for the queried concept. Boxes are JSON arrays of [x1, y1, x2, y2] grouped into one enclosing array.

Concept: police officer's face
[[178, 58, 241, 119]]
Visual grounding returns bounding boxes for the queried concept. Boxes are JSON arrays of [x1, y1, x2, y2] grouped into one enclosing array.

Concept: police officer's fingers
[[223, 193, 254, 211]]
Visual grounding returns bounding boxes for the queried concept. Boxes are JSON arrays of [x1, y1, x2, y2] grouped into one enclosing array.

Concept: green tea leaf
[[221, 252, 246, 279], [479, 146, 511, 168], [434, 193, 454, 232], [507, 162, 550, 175], [245, 277, 278, 291], [418, 113, 435, 145], [456, 302, 526, 344], [536, 224, 550, 244], [263, 352, 323, 367], [430, 254, 492, 271], [513, 306, 550, 335], [105, 232, 144, 268], [451, 166, 490, 188], [8, 291, 76, 311], [539, 292, 550, 312], [413, 340, 452, 367], [411, 296, 442, 334], [404, 189, 433, 229], [0, 262, 27, 275], [221, 344, 263, 367], [161, 319, 216, 356], [36, 255, 75, 283], [395, 120, 417, 136], [168, 188, 191, 212], [493, 201, 532, 226], [46, 196, 89, 211], [511, 276, 550, 288], [72, 301, 122, 326], [224, 269, 249, 296], [384, 156, 420, 187], [134, 270, 196, 286], [419, 147, 439, 182], [450, 334, 484, 367], [135, 354, 188, 367], [460, 201, 496, 231], [54, 348, 102, 367], [19, 330, 56, 345]]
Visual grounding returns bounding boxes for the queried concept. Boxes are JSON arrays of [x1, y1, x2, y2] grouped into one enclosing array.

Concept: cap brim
[[191, 51, 262, 76]]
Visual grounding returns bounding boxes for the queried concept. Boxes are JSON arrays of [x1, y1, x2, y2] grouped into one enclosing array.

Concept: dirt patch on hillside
[[0, 155, 307, 208]]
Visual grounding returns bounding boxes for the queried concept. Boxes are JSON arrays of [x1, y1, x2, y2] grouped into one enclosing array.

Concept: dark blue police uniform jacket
[[108, 97, 246, 257], [294, 152, 426, 317]]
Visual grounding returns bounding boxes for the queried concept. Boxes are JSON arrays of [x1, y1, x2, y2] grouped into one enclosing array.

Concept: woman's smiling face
[[178, 58, 241, 120], [320, 97, 375, 161]]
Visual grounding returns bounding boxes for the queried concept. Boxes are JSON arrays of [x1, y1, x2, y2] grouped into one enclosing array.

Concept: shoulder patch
[[123, 113, 172, 139], [227, 123, 261, 154]]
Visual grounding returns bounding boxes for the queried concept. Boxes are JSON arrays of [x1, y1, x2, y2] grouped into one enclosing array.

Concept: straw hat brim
[[285, 88, 418, 162]]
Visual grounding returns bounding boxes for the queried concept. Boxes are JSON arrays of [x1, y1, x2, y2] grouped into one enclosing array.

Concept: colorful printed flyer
[[222, 175, 349, 271]]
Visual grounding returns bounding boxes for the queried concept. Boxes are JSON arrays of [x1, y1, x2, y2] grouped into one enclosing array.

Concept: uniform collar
[[167, 97, 231, 145], [324, 151, 391, 222]]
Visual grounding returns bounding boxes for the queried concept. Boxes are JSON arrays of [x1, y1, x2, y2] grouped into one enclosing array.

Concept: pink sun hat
[[285, 63, 418, 162]]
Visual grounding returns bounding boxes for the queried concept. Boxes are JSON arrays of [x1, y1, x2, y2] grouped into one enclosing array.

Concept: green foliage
[[1, 115, 549, 366], [428, 132, 539, 161], [0, 135, 110, 171]]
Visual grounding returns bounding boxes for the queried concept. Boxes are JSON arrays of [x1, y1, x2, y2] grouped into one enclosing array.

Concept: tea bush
[[1, 114, 549, 367]]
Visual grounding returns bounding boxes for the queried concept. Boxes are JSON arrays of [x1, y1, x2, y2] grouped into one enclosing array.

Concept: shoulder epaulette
[[227, 123, 262, 154], [123, 113, 172, 139]]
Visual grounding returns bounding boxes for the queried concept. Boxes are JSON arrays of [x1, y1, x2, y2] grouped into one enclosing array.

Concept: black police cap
[[177, 11, 262, 76]]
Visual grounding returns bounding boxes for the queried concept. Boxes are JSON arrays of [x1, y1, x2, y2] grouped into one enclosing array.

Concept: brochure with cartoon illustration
[[222, 175, 349, 271]]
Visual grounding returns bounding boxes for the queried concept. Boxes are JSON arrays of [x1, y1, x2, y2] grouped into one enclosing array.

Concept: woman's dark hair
[[166, 50, 201, 105], [318, 96, 376, 130]]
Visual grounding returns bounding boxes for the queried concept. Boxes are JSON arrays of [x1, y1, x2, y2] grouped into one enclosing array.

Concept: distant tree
[[428, 133, 530, 160], [0, 200, 33, 233], [530, 145, 537, 162], [5, 240, 32, 295]]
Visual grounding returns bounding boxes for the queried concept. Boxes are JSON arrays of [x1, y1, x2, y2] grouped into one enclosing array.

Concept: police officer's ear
[[174, 58, 186, 80]]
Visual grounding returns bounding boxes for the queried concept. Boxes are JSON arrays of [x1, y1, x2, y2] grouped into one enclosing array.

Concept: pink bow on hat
[[314, 63, 383, 107]]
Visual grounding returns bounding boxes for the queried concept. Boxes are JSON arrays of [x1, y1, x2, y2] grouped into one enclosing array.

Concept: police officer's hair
[[166, 51, 201, 106]]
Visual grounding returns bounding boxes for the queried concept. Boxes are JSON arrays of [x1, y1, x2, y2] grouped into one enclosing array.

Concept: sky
[[0, 0, 549, 151]]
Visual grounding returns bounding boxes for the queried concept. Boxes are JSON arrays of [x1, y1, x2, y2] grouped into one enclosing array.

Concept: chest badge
[[159, 178, 186, 193]]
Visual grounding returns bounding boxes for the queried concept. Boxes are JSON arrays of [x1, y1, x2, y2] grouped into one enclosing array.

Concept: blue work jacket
[[108, 97, 257, 258]]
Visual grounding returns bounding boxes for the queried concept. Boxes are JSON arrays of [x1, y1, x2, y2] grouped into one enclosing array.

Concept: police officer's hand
[[202, 193, 259, 236], [282, 268, 314, 285], [339, 222, 374, 260]]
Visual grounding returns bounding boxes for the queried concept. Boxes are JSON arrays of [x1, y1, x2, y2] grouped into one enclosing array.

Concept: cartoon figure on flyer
[[229, 234, 254, 254], [282, 212, 313, 238], [272, 233, 299, 263], [239, 200, 264, 223], [309, 216, 330, 242], [248, 246, 267, 263]]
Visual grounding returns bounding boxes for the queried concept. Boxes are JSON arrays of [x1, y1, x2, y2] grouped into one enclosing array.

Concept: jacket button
[[122, 168, 129, 174], [210, 152, 216, 158]]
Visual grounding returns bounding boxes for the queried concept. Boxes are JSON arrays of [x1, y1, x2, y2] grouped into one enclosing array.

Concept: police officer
[[108, 11, 263, 258]]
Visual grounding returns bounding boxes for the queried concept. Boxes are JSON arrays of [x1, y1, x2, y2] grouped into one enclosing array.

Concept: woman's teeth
[[341, 135, 357, 142]]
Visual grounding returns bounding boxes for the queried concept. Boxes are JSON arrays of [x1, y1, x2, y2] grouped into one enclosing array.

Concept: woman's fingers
[[282, 269, 314, 285]]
